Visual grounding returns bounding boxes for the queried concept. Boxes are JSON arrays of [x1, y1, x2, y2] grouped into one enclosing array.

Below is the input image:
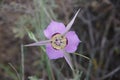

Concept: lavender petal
[[46, 44, 64, 59], [65, 31, 81, 53], [44, 21, 66, 39]]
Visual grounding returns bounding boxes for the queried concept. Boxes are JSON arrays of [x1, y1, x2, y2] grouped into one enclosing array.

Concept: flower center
[[51, 33, 67, 50]]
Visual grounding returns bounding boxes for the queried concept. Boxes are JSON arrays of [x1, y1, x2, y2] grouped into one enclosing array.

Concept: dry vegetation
[[0, 0, 120, 80]]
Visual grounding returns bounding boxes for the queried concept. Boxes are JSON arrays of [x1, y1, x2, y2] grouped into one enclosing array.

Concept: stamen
[[51, 33, 67, 50]]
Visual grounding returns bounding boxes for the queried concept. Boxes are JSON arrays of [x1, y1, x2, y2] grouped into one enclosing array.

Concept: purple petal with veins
[[65, 31, 80, 53], [46, 44, 64, 59], [44, 21, 66, 39]]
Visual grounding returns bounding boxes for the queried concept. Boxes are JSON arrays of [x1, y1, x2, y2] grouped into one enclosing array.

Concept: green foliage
[[28, 76, 39, 80], [27, 30, 37, 41], [14, 0, 57, 39], [17, 0, 57, 80], [73, 71, 83, 80], [0, 64, 18, 80], [13, 15, 33, 39]]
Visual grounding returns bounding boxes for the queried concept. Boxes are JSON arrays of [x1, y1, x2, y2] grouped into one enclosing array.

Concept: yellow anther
[[51, 34, 67, 50]]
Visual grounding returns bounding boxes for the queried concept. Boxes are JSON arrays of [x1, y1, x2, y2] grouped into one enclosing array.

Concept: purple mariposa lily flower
[[25, 9, 81, 70]]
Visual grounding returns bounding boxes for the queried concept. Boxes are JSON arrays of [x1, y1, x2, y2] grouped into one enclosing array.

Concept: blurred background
[[0, 0, 120, 80]]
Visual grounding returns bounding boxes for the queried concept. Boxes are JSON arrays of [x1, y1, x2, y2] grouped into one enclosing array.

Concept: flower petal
[[24, 40, 50, 46], [62, 9, 81, 35], [65, 31, 81, 53], [44, 21, 66, 39], [46, 44, 64, 59]]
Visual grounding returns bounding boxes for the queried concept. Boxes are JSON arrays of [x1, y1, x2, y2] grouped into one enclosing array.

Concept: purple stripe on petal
[[44, 21, 66, 39], [46, 44, 64, 59], [65, 31, 81, 53]]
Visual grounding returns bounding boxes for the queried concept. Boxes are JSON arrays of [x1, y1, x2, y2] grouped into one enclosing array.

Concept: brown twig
[[101, 65, 120, 79]]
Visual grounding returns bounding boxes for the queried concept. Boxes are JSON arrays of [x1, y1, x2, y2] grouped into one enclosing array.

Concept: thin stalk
[[8, 63, 21, 80], [74, 53, 90, 61], [41, 46, 55, 80], [21, 44, 24, 80]]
